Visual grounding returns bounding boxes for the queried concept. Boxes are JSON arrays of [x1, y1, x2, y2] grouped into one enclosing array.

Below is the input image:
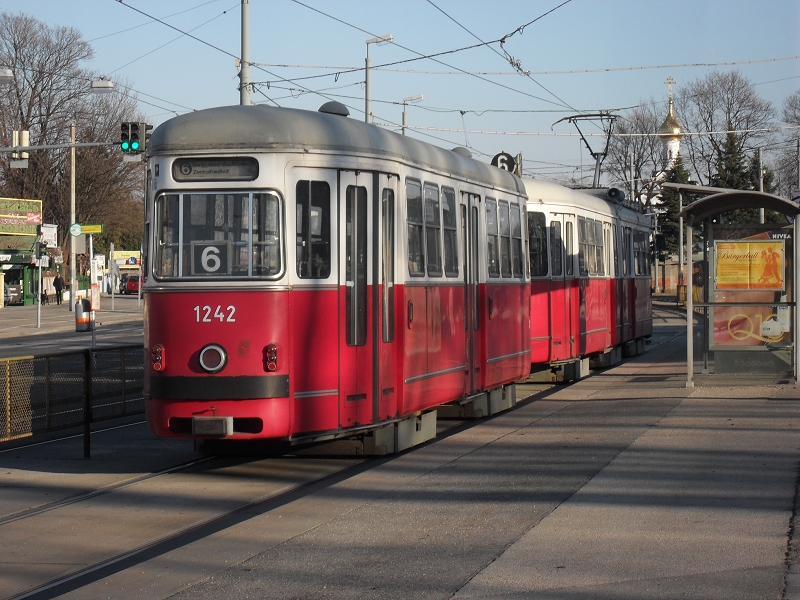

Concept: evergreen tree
[[710, 132, 749, 189], [659, 153, 690, 254]]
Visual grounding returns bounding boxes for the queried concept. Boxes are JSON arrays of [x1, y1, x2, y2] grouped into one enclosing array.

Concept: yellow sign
[[715, 241, 784, 291], [81, 224, 103, 234]]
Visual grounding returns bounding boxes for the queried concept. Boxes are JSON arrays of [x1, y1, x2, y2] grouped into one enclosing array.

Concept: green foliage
[[711, 132, 749, 190]]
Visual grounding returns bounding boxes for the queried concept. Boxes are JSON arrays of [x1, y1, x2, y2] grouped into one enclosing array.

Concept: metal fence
[[1, 345, 144, 444]]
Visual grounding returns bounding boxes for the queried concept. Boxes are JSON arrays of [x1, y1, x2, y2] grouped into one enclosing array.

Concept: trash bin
[[75, 298, 92, 332]]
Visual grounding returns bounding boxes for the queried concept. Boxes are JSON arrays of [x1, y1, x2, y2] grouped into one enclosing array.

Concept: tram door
[[339, 171, 398, 428], [461, 192, 481, 394], [551, 213, 577, 360]]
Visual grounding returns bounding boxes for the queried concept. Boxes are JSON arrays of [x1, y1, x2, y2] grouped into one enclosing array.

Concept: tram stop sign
[[491, 152, 516, 172]]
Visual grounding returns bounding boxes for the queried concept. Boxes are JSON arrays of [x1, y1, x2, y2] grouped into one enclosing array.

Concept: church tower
[[657, 76, 683, 167]]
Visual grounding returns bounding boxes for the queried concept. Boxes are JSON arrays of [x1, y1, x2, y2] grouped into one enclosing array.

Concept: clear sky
[[1, 0, 798, 184]]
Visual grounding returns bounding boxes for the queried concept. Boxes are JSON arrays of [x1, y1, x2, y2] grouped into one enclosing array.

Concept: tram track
[[9, 455, 373, 600], [0, 454, 213, 527]]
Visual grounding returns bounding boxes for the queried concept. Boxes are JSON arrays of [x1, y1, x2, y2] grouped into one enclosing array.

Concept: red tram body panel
[[142, 104, 530, 444]]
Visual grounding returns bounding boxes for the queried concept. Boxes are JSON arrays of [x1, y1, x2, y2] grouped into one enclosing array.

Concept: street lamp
[[365, 34, 392, 124], [401, 94, 423, 136], [90, 78, 115, 94]]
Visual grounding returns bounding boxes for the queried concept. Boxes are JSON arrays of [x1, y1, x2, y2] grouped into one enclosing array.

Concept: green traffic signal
[[131, 139, 140, 151], [120, 121, 131, 152]]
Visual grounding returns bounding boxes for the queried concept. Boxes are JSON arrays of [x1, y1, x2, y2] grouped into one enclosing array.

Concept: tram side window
[[595, 221, 605, 276], [382, 188, 395, 343], [511, 204, 523, 277], [613, 224, 620, 276], [578, 217, 588, 276], [550, 220, 563, 276], [578, 216, 604, 276], [252, 192, 282, 276], [623, 227, 632, 276], [442, 187, 458, 277], [406, 179, 424, 276], [486, 199, 500, 277], [346, 185, 368, 346], [499, 201, 512, 277], [565, 221, 574, 276], [155, 194, 180, 277], [296, 180, 331, 279], [634, 230, 650, 275], [424, 183, 443, 277], [527, 211, 548, 277]]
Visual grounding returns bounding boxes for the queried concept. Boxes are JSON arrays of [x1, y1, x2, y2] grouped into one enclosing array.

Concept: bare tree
[[0, 12, 143, 252], [674, 70, 775, 185], [606, 98, 667, 207], [773, 89, 800, 198]]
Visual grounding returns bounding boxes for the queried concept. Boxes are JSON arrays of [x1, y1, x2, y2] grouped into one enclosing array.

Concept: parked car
[[125, 275, 140, 295]]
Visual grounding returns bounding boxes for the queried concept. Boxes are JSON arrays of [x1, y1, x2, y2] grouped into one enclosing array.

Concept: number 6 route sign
[[193, 243, 228, 275], [491, 152, 516, 172]]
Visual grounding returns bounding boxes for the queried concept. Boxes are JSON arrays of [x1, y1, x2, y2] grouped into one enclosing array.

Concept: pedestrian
[[53, 272, 64, 305]]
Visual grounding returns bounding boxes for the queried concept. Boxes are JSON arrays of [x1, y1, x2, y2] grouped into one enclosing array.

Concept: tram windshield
[[154, 191, 282, 279]]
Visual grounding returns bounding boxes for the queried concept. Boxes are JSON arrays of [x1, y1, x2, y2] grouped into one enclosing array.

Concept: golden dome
[[658, 98, 683, 140]]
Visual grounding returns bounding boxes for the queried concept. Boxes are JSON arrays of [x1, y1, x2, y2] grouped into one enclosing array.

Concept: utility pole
[[240, 0, 251, 106], [69, 123, 76, 312]]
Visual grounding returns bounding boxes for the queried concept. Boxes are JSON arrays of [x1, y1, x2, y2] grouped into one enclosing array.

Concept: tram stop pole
[[685, 217, 694, 388]]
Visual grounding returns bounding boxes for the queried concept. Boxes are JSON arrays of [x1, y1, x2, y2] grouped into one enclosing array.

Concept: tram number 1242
[[194, 305, 237, 323]]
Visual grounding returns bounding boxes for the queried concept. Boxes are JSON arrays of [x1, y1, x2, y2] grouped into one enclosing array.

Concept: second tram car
[[142, 102, 530, 450], [524, 179, 652, 378]]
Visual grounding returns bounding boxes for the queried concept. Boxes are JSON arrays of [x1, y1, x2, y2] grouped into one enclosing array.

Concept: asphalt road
[[0, 293, 143, 359]]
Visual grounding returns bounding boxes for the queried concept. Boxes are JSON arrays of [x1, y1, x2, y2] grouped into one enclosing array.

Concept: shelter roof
[[666, 183, 800, 221]]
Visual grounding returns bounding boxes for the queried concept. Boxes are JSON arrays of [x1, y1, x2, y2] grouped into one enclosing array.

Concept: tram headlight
[[264, 344, 279, 372], [151, 344, 165, 371]]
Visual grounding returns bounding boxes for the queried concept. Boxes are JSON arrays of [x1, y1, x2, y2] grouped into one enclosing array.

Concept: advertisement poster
[[0, 197, 42, 236], [715, 241, 785, 291]]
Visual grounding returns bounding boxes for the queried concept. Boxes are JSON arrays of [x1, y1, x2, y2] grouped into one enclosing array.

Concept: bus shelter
[[667, 184, 800, 386]]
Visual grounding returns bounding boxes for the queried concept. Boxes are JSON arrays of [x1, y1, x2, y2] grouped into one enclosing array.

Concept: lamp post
[[401, 94, 423, 136], [365, 34, 392, 124]]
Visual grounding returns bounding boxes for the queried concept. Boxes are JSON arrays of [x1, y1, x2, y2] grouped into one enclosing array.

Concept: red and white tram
[[523, 179, 652, 379], [142, 102, 530, 450]]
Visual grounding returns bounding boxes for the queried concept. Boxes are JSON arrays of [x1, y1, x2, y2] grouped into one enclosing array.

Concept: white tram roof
[[149, 104, 525, 196], [522, 177, 650, 227]]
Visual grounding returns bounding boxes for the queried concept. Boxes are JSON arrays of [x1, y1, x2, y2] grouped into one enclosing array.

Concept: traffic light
[[120, 121, 151, 154], [120, 122, 131, 152], [130, 122, 140, 152], [34, 241, 46, 259], [141, 123, 153, 153]]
